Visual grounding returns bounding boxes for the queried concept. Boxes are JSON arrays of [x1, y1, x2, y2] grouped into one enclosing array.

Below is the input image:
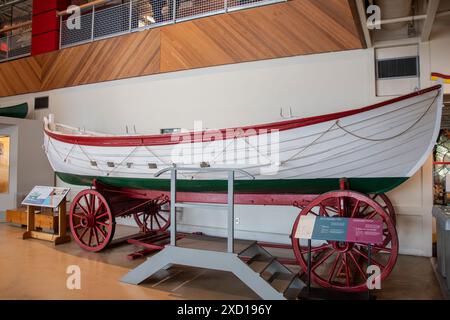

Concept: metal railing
[[60, 0, 285, 49], [0, 29, 31, 62]]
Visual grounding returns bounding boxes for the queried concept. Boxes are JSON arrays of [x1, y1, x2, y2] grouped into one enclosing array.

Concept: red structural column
[[31, 0, 70, 56]]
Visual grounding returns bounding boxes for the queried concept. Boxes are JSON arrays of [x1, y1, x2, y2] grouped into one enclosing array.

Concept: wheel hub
[[332, 241, 354, 252], [80, 216, 89, 228], [86, 214, 96, 228]]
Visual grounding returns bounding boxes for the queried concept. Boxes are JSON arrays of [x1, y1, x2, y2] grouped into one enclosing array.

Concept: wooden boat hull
[[44, 85, 443, 194]]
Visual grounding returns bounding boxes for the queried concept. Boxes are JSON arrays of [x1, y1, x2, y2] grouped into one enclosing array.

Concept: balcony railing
[[60, 0, 285, 49], [0, 27, 32, 63]]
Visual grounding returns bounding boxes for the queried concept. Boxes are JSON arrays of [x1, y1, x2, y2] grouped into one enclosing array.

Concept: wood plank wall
[[0, 0, 363, 98]]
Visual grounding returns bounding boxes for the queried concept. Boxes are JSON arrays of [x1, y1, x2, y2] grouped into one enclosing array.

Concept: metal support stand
[[301, 240, 376, 300], [307, 239, 312, 294], [121, 167, 304, 300], [368, 244, 372, 300]]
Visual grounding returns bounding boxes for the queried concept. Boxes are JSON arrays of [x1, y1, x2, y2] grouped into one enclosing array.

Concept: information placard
[[22, 186, 70, 208], [295, 216, 383, 245]]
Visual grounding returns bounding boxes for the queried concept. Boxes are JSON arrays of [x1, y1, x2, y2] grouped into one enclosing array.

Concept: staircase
[[238, 242, 305, 300]]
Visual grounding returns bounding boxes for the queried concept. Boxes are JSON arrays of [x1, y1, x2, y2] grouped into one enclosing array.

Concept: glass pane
[[0, 136, 10, 194]]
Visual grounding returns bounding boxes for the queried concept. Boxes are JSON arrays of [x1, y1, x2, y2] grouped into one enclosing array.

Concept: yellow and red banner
[[431, 72, 450, 84]]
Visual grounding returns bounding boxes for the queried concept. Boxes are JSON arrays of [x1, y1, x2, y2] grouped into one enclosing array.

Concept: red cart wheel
[[291, 190, 398, 292], [69, 189, 115, 252], [133, 197, 170, 233], [371, 193, 396, 225], [358, 193, 396, 247]]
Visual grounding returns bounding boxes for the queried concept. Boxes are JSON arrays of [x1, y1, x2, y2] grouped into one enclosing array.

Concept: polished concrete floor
[[0, 222, 445, 300]]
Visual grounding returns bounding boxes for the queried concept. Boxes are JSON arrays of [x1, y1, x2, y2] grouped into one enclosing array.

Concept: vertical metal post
[[128, 0, 133, 32], [91, 5, 95, 41], [224, 0, 228, 12], [307, 239, 312, 294], [59, 15, 63, 49], [6, 35, 9, 60], [172, 0, 177, 23], [227, 170, 235, 253], [367, 243, 372, 300], [170, 169, 177, 246]]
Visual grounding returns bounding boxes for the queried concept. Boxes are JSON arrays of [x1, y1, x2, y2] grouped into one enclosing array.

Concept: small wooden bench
[[6, 207, 69, 234]]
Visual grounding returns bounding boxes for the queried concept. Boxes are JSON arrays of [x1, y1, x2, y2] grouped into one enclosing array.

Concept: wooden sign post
[[23, 198, 71, 245], [22, 186, 71, 245]]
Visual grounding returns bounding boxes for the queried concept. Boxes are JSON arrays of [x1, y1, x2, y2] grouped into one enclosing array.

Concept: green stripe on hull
[[56, 172, 408, 195]]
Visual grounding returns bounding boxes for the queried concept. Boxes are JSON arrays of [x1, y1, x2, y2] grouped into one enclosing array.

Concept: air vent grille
[[35, 96, 49, 110], [377, 56, 419, 79]]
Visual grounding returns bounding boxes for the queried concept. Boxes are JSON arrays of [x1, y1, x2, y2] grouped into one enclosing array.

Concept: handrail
[[155, 166, 255, 179], [57, 0, 112, 16], [0, 21, 31, 33]]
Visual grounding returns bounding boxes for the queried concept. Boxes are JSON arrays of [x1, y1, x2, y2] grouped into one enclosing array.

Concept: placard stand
[[296, 215, 381, 300], [22, 197, 71, 245], [301, 240, 375, 300]]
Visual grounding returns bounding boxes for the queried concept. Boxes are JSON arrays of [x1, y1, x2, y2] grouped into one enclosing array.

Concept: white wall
[[0, 49, 375, 135], [0, 29, 448, 255], [430, 16, 450, 94], [0, 117, 54, 211]]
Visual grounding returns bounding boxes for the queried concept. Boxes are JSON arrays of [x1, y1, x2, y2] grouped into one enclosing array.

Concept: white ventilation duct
[[375, 0, 413, 30]]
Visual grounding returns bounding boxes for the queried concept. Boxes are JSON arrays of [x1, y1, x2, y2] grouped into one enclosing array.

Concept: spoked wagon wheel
[[70, 189, 115, 252], [291, 190, 398, 292], [133, 197, 170, 233], [371, 193, 396, 225], [360, 193, 396, 247]]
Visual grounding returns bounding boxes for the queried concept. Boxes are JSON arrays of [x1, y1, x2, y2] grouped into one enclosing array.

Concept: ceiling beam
[[355, 0, 372, 48], [421, 0, 441, 42]]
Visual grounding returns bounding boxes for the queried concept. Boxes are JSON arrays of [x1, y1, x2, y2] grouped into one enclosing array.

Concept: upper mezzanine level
[[1, 0, 287, 62], [0, 0, 365, 97]]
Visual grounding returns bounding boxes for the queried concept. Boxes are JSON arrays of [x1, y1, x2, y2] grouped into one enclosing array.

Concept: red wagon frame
[[69, 178, 398, 293]]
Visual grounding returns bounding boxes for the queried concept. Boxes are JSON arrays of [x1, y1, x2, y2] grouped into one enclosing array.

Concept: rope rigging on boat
[[280, 91, 440, 166], [281, 121, 338, 165], [336, 92, 440, 142], [43, 89, 441, 180]]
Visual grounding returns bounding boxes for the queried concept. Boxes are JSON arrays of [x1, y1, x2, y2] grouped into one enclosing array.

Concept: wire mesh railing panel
[[176, 0, 225, 21], [94, 3, 131, 39], [0, 30, 32, 63], [145, 0, 175, 25], [61, 12, 94, 47], [59, 0, 286, 49], [131, 0, 162, 30], [227, 0, 274, 10], [7, 31, 31, 59], [0, 36, 8, 61]]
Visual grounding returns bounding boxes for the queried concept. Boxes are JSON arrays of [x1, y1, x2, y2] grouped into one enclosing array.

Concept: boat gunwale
[[44, 85, 442, 147]]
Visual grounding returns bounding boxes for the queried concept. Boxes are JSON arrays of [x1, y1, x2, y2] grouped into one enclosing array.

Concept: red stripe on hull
[[44, 85, 442, 147]]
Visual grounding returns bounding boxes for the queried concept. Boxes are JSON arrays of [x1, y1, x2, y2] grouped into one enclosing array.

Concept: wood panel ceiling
[[0, 0, 364, 97], [160, 0, 363, 72]]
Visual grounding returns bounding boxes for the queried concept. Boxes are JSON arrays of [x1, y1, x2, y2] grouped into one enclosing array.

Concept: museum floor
[[0, 222, 445, 300]]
